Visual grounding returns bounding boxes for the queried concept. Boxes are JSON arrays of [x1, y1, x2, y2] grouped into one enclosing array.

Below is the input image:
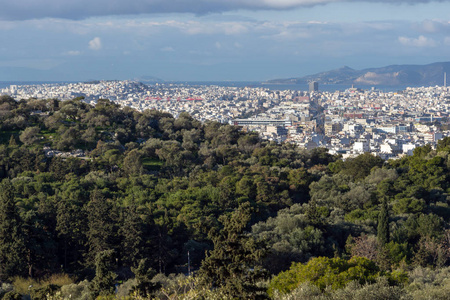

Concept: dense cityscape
[[2, 80, 449, 159]]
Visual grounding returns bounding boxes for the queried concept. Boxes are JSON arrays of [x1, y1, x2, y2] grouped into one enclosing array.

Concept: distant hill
[[265, 62, 450, 86]]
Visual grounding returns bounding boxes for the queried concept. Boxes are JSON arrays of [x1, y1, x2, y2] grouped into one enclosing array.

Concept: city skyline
[[1, 0, 450, 81]]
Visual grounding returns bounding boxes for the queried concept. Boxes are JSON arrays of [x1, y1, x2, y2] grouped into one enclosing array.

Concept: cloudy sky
[[1, 0, 450, 81]]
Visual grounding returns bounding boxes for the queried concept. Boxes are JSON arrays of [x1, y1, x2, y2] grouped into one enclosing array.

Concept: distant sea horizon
[[0, 80, 429, 93], [173, 81, 421, 92], [0, 81, 72, 89]]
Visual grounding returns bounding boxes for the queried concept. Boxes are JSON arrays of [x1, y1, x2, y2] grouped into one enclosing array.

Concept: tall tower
[[309, 81, 318, 93], [444, 72, 447, 88]]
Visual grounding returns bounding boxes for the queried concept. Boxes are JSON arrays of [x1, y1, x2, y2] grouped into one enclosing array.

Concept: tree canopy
[[0, 97, 450, 299]]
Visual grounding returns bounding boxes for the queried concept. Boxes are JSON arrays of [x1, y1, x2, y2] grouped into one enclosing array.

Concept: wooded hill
[[1, 95, 450, 299]]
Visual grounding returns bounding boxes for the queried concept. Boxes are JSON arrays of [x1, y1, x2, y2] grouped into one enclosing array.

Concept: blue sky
[[1, 0, 450, 81]]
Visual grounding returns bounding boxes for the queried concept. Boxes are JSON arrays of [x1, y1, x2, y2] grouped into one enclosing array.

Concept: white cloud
[[398, 35, 437, 47], [414, 19, 450, 34], [268, 29, 312, 40], [420, 20, 441, 33], [223, 23, 249, 35], [181, 21, 249, 35], [0, 21, 16, 30], [88, 37, 102, 50], [64, 50, 81, 56]]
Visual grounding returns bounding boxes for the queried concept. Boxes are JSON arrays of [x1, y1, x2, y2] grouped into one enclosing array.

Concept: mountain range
[[265, 62, 450, 86]]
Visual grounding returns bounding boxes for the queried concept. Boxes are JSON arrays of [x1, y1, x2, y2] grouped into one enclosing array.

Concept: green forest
[[1, 95, 450, 299]]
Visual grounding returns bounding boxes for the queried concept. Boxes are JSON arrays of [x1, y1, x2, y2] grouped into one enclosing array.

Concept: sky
[[1, 0, 450, 81]]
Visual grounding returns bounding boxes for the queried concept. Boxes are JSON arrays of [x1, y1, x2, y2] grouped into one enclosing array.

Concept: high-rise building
[[309, 81, 318, 93], [324, 122, 342, 135]]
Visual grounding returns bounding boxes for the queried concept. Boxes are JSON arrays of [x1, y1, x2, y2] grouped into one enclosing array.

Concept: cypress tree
[[0, 179, 26, 280], [131, 258, 159, 298], [85, 189, 118, 267], [90, 249, 117, 299], [377, 198, 390, 246], [120, 203, 146, 267], [198, 202, 269, 299], [56, 198, 86, 272]]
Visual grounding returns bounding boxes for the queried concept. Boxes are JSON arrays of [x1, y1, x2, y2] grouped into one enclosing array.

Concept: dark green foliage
[[123, 149, 144, 176], [90, 249, 117, 298], [31, 284, 60, 300], [22, 210, 58, 278], [378, 198, 390, 246], [392, 197, 425, 214], [19, 126, 40, 146], [119, 203, 150, 267], [336, 153, 384, 181], [85, 189, 119, 267], [0, 179, 26, 280], [131, 259, 159, 297], [56, 197, 86, 272], [198, 202, 269, 299], [385, 241, 409, 265], [252, 204, 327, 274], [3, 97, 450, 297], [268, 256, 381, 296], [1, 291, 22, 300], [436, 136, 450, 152], [309, 173, 376, 212], [412, 144, 432, 159]]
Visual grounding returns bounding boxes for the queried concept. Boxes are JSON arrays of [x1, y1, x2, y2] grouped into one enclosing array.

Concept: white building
[[402, 143, 416, 156], [353, 140, 370, 153]]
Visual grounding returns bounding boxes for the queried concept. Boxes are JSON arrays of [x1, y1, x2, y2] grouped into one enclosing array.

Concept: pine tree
[[305, 200, 325, 227], [90, 249, 117, 299], [377, 198, 390, 246], [131, 259, 159, 298], [56, 198, 86, 272], [120, 203, 146, 267], [198, 202, 269, 299], [85, 189, 118, 267], [22, 210, 58, 278], [0, 179, 26, 280]]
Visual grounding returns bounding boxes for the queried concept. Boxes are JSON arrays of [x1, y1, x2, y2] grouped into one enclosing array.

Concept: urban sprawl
[[2, 80, 450, 159]]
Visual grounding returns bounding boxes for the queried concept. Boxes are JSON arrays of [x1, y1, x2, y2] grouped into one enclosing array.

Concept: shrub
[[273, 277, 405, 300], [271, 282, 323, 300], [268, 256, 381, 297], [32, 284, 60, 300], [0, 283, 13, 299], [331, 277, 404, 300], [58, 280, 91, 300], [1, 291, 22, 300], [11, 273, 73, 296], [407, 279, 450, 300], [117, 278, 137, 298], [11, 276, 35, 295]]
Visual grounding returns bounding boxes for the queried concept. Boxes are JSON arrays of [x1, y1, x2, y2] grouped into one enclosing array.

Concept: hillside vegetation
[[1, 95, 450, 299]]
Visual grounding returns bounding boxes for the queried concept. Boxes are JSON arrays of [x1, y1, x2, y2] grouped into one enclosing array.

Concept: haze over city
[[1, 0, 450, 81]]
